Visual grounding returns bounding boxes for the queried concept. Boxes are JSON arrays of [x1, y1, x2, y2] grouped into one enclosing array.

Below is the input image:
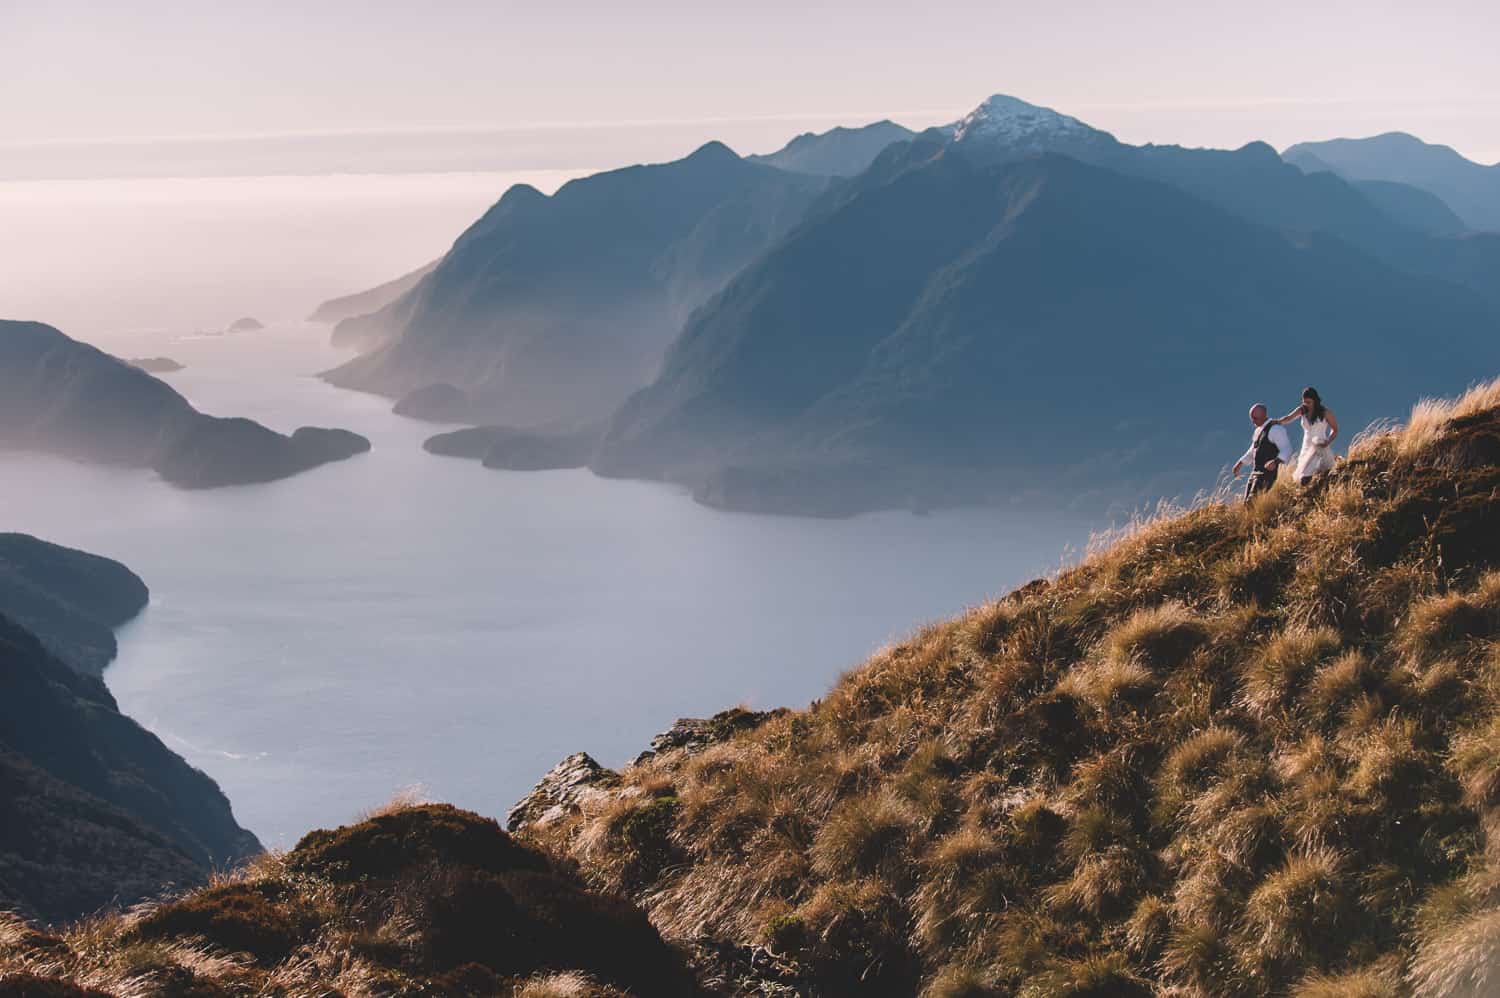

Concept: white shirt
[[1237, 422, 1293, 471]]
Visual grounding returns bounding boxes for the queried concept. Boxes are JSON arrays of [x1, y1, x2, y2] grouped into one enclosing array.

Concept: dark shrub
[[135, 880, 314, 964], [286, 804, 550, 881], [0, 975, 116, 998], [415, 867, 692, 996]]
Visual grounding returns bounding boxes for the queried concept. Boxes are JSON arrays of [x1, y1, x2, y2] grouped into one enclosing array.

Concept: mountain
[[0, 319, 370, 487], [595, 151, 1500, 516], [1347, 179, 1467, 236], [320, 143, 828, 426], [0, 614, 260, 924], [1285, 131, 1500, 232], [0, 534, 148, 675], [310, 259, 439, 328], [748, 119, 915, 176], [933, 97, 1500, 307]]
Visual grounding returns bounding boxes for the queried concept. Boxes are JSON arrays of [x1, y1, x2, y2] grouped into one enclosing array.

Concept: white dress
[[1295, 416, 1335, 480]]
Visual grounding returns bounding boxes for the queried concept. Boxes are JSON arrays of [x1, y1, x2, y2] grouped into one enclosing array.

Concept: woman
[[1273, 386, 1339, 485]]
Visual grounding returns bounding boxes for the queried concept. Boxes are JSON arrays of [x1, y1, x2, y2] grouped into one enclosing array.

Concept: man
[[1232, 402, 1292, 500]]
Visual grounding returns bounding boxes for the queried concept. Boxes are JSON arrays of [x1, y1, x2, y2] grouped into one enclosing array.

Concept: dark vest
[[1252, 422, 1281, 471]]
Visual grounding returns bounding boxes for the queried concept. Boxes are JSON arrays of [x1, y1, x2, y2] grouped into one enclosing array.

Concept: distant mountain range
[[0, 538, 259, 925], [321, 142, 831, 425], [747, 120, 915, 176], [320, 95, 1499, 515], [0, 319, 370, 488], [310, 258, 439, 335], [1285, 132, 1500, 232], [597, 150, 1498, 513]]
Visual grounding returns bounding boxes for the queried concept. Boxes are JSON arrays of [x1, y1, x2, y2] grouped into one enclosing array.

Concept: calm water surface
[[5, 328, 1094, 845]]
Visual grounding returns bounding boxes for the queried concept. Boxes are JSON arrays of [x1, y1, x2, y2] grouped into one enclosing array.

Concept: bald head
[[1249, 403, 1268, 426]]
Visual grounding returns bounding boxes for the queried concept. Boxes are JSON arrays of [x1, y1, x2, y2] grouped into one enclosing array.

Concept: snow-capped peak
[[952, 95, 1100, 147]]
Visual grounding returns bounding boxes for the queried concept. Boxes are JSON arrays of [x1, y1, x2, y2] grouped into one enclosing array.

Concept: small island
[[128, 356, 185, 373], [2, 320, 371, 489], [227, 316, 264, 333]]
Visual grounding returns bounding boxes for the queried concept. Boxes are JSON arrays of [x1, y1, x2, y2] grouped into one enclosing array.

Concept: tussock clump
[[1240, 627, 1342, 719], [1240, 848, 1352, 970], [1291, 964, 1402, 997], [1104, 603, 1211, 674]]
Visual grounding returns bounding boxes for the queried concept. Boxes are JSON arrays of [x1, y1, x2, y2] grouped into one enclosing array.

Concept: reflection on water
[[4, 329, 1093, 845]]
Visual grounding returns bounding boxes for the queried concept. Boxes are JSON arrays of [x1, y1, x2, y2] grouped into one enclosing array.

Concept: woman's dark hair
[[1301, 386, 1326, 424]]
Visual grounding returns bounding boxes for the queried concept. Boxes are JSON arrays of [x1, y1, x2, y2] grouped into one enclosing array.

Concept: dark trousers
[[1245, 465, 1278, 500]]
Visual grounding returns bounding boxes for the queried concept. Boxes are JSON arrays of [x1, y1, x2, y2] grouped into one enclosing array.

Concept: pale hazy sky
[[3, 0, 1498, 175]]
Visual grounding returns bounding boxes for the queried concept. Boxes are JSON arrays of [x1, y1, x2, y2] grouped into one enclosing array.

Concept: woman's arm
[[1273, 406, 1304, 426], [1321, 409, 1338, 445]]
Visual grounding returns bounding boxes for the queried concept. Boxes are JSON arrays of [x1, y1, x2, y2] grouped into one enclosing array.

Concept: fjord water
[[5, 327, 1091, 844]]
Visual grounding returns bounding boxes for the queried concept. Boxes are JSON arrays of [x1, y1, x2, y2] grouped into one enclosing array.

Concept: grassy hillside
[[8, 381, 1500, 996], [560, 380, 1500, 995]]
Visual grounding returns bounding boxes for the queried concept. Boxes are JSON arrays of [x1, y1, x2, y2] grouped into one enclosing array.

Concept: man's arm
[[1270, 425, 1293, 469], [1233, 441, 1255, 476]]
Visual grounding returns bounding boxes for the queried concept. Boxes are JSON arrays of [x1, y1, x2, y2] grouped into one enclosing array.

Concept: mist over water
[[2, 177, 1095, 844], [0, 170, 586, 340]]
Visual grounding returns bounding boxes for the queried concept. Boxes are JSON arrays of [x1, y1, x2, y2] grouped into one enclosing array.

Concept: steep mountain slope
[[1286, 132, 1500, 232], [0, 804, 695, 997], [596, 152, 1500, 515], [535, 384, 1500, 996], [1347, 179, 1467, 236], [321, 144, 827, 426], [0, 615, 260, 925], [0, 534, 147, 675], [309, 259, 438, 329], [0, 320, 370, 488], [748, 120, 915, 177]]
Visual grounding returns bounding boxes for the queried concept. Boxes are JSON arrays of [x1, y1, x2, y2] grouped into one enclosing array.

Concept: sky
[[2, 0, 1498, 178]]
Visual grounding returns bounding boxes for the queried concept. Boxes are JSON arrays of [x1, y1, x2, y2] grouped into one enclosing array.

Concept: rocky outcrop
[[508, 709, 782, 834], [226, 317, 263, 333], [634, 707, 782, 764], [505, 752, 618, 832]]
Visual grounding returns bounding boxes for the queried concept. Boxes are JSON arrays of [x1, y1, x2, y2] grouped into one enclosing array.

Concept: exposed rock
[[505, 752, 618, 832], [634, 707, 782, 765], [227, 317, 263, 333], [127, 356, 184, 373]]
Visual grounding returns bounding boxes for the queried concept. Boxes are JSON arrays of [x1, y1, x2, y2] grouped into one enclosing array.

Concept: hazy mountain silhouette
[[0, 614, 260, 923], [321, 144, 827, 426], [0, 319, 370, 487], [0, 534, 148, 675], [1285, 132, 1500, 232], [596, 152, 1500, 515], [747, 120, 915, 176], [312, 258, 439, 337]]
